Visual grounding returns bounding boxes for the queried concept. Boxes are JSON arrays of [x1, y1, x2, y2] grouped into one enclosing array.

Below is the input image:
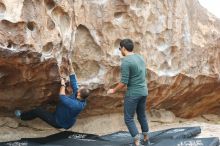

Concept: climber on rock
[[15, 60, 90, 129]]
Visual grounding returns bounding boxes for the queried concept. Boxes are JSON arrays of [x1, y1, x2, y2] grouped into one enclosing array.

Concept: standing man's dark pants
[[124, 96, 149, 139], [20, 107, 61, 128]]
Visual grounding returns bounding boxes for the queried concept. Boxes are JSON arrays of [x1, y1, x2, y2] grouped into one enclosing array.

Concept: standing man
[[15, 61, 90, 129], [107, 39, 149, 146]]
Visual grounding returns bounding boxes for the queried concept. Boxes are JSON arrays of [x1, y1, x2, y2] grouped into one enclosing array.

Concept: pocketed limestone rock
[[0, 0, 219, 118]]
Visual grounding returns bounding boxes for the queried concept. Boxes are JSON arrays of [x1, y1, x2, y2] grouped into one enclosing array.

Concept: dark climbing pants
[[20, 107, 61, 128], [124, 96, 149, 140]]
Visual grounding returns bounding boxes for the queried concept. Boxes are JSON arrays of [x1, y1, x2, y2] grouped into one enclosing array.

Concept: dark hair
[[79, 88, 90, 99], [120, 39, 134, 52]]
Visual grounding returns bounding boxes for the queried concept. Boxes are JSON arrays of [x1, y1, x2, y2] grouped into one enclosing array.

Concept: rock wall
[[0, 0, 219, 118]]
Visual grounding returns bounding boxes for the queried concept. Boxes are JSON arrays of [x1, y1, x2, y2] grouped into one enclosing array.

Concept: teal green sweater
[[120, 54, 148, 97]]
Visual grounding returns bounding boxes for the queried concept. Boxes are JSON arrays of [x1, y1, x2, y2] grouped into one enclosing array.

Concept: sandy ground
[[0, 112, 220, 142]]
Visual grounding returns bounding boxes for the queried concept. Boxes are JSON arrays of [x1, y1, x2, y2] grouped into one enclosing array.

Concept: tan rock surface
[[0, 0, 219, 118]]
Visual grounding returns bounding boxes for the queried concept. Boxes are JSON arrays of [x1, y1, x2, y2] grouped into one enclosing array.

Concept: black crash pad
[[3, 137, 218, 146], [100, 131, 133, 145], [0, 126, 219, 146], [0, 139, 121, 146], [152, 137, 220, 146], [0, 131, 101, 146], [21, 131, 99, 144], [149, 126, 201, 142], [99, 126, 201, 145], [46, 137, 122, 146]]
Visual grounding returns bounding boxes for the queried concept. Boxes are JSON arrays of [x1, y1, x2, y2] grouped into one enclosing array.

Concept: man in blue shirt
[[15, 64, 90, 129]]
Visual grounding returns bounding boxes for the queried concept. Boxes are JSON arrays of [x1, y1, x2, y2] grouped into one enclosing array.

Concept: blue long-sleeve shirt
[[55, 74, 86, 129]]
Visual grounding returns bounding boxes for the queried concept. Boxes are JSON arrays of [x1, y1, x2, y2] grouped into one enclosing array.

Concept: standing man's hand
[[107, 83, 126, 94], [107, 89, 115, 94]]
